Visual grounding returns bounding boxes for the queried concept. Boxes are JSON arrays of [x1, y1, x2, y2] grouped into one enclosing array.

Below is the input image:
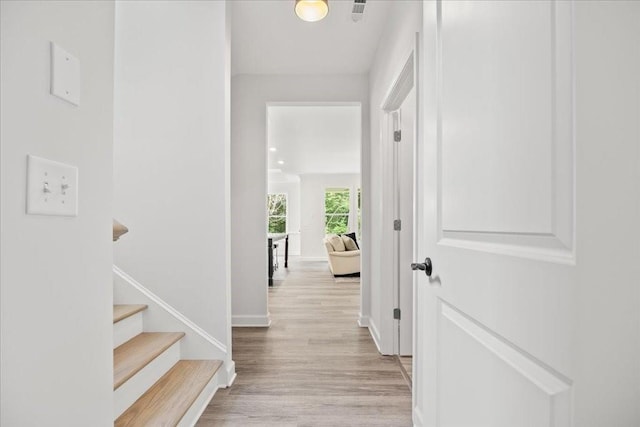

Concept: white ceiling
[[231, 0, 392, 75], [268, 105, 361, 176]]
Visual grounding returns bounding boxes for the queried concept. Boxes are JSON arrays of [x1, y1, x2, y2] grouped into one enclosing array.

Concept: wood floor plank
[[114, 332, 184, 390], [113, 304, 147, 324], [196, 259, 412, 426], [116, 360, 222, 427]]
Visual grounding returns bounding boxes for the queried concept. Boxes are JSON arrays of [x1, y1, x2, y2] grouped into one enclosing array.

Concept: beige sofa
[[323, 234, 360, 276]]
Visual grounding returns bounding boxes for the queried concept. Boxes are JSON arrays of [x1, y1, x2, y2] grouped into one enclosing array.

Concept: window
[[324, 188, 350, 234], [267, 193, 287, 233]]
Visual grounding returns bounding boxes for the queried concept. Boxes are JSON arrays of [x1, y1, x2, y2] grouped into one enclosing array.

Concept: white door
[[414, 1, 640, 426], [392, 88, 416, 356]]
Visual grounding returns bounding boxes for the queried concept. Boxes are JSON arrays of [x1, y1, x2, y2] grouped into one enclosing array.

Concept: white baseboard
[[223, 360, 237, 387], [232, 314, 271, 327], [367, 318, 382, 353], [358, 314, 370, 328], [297, 257, 328, 262], [413, 406, 424, 427]]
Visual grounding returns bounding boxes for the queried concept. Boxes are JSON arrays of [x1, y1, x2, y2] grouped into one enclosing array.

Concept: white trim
[[223, 360, 237, 387], [113, 265, 227, 353], [232, 314, 272, 327], [367, 317, 382, 353], [379, 45, 419, 358], [382, 54, 416, 112], [357, 314, 370, 328], [297, 256, 327, 262], [413, 406, 424, 427], [267, 101, 361, 108]]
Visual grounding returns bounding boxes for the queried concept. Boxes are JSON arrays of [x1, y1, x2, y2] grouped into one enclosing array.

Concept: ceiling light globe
[[295, 0, 329, 23]]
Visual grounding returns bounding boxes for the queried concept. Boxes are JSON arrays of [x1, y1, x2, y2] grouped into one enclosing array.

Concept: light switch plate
[[50, 42, 80, 106], [27, 155, 78, 216]]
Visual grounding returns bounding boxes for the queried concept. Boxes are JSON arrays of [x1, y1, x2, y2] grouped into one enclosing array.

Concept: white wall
[[113, 1, 232, 363], [1, 2, 114, 425], [268, 179, 301, 256], [368, 1, 422, 354], [231, 74, 370, 327], [299, 174, 361, 259]]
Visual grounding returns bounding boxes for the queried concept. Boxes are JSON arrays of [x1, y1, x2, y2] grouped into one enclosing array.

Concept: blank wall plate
[[50, 42, 80, 106], [27, 155, 78, 216]]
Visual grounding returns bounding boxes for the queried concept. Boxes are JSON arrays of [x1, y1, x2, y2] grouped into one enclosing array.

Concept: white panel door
[[414, 1, 640, 425], [416, 1, 575, 424]]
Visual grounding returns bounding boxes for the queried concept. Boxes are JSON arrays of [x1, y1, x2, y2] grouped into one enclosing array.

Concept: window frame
[[267, 192, 288, 234], [324, 187, 351, 235]]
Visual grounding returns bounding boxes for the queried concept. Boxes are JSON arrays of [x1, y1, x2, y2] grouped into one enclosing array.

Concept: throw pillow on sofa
[[341, 235, 358, 251], [342, 232, 359, 249], [328, 234, 346, 252]]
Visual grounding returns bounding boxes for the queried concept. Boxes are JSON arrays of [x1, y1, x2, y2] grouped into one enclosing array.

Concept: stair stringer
[[113, 265, 236, 387]]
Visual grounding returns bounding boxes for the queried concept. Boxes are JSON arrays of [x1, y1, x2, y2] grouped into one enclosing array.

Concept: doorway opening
[[265, 103, 363, 310]]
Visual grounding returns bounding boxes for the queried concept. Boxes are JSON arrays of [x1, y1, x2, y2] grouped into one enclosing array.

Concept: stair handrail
[[113, 219, 129, 242]]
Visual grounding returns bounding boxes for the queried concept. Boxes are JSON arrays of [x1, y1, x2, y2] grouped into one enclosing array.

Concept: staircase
[[111, 221, 229, 425], [113, 305, 222, 426]]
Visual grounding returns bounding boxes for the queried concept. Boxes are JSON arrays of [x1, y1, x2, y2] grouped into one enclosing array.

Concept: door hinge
[[393, 308, 401, 320], [394, 219, 401, 231], [394, 130, 402, 142]]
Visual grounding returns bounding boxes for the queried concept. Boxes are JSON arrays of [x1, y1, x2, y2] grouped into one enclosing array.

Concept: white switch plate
[[27, 155, 78, 217], [50, 42, 80, 106]]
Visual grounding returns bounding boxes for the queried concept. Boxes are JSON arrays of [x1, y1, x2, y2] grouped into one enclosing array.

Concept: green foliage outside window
[[325, 189, 350, 235], [267, 193, 287, 233]]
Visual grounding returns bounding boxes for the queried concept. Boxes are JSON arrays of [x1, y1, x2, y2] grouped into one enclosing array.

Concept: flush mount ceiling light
[[295, 0, 329, 22]]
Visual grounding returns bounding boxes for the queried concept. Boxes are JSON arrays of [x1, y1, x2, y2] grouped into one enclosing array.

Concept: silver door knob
[[411, 257, 432, 277]]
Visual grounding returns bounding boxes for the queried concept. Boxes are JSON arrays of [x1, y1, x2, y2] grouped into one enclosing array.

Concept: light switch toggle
[[43, 182, 51, 194], [61, 182, 69, 195]]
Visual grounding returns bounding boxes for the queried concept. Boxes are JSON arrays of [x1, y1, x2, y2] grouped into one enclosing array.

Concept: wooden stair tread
[[113, 304, 148, 324], [114, 332, 185, 390], [115, 360, 223, 427]]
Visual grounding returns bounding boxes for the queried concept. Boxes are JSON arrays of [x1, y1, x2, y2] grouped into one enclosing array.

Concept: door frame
[[264, 101, 366, 316], [378, 35, 420, 357]]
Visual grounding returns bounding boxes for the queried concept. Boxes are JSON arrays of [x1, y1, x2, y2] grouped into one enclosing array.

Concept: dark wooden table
[[268, 233, 288, 286]]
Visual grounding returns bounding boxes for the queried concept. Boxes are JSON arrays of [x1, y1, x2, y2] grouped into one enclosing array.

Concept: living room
[[267, 104, 362, 267]]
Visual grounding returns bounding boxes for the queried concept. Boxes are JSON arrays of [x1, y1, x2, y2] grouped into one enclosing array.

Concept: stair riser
[[114, 341, 181, 419], [114, 312, 143, 349], [176, 371, 222, 427]]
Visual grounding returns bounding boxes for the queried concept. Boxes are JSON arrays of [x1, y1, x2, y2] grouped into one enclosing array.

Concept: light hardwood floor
[[397, 356, 413, 390], [197, 259, 412, 426]]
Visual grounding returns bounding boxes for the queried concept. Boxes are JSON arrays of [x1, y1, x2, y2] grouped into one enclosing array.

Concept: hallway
[[197, 260, 412, 426]]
